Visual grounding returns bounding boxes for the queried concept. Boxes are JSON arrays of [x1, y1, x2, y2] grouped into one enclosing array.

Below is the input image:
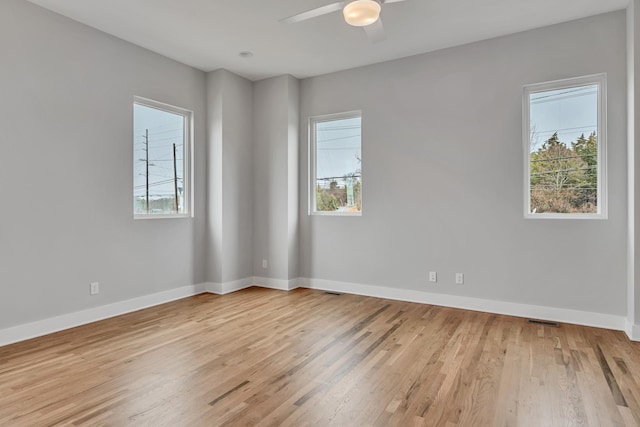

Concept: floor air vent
[[528, 319, 560, 327], [325, 291, 342, 296]]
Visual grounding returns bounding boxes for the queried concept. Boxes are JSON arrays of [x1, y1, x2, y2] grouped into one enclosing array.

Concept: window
[[133, 97, 192, 218], [310, 111, 362, 215], [523, 74, 606, 219]]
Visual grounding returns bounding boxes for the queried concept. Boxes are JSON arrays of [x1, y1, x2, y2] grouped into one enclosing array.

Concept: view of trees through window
[[133, 100, 188, 216], [314, 115, 362, 213], [528, 82, 600, 214]]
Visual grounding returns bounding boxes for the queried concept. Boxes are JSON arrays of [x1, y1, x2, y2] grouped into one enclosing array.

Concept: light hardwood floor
[[1, 287, 640, 426]]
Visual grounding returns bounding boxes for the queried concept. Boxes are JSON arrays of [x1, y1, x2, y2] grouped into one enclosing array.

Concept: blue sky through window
[[529, 84, 597, 151], [133, 103, 185, 213], [316, 116, 361, 184]]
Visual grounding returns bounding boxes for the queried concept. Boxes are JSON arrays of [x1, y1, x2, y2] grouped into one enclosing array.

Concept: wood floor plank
[[1, 287, 640, 426]]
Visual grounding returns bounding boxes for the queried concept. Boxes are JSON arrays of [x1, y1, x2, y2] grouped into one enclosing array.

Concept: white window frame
[[522, 74, 607, 219], [133, 96, 193, 220], [309, 110, 362, 216]]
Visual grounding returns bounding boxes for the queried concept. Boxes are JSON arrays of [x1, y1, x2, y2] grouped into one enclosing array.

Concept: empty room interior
[[4, 0, 640, 425]]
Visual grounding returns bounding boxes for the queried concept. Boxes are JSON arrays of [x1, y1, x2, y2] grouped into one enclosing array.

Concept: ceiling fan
[[281, 0, 409, 43]]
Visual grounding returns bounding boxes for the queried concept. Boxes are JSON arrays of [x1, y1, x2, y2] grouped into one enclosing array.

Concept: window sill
[[310, 211, 362, 217], [524, 212, 607, 220], [134, 214, 191, 220]]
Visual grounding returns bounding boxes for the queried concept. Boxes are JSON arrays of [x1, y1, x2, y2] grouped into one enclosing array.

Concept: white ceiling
[[26, 0, 628, 81]]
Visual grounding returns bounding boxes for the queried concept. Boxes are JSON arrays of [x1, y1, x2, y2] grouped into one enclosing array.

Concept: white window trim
[[309, 110, 362, 216], [522, 73, 607, 220], [133, 96, 194, 220]]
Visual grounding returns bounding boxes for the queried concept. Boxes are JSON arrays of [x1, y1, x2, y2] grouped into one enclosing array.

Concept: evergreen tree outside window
[[309, 111, 362, 215], [523, 74, 607, 219]]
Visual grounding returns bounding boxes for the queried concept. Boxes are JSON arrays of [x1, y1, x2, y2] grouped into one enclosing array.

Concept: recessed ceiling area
[[26, 0, 628, 81]]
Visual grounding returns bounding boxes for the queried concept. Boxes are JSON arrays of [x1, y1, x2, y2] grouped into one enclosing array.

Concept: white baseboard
[[222, 277, 255, 294], [253, 276, 300, 291], [205, 276, 300, 293], [203, 282, 222, 294], [2, 277, 634, 348], [0, 284, 206, 348], [203, 277, 256, 295], [625, 319, 640, 341], [299, 277, 629, 336]]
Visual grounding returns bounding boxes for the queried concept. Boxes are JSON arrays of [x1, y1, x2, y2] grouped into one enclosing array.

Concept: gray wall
[[206, 70, 254, 284], [628, 2, 640, 326], [0, 0, 207, 328], [299, 11, 628, 316], [253, 75, 300, 281], [0, 0, 631, 332], [287, 76, 301, 280], [221, 72, 254, 283], [205, 71, 224, 284]]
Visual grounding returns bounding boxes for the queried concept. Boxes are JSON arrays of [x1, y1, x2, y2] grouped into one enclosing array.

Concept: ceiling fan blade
[[364, 18, 386, 43], [281, 2, 344, 24], [383, 0, 408, 3]]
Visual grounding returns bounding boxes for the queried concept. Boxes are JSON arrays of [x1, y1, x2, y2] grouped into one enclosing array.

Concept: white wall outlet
[[429, 271, 437, 282], [90, 282, 100, 295], [262, 259, 268, 269], [455, 273, 464, 285]]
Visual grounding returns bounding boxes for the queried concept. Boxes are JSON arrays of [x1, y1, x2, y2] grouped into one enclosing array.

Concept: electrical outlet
[[262, 259, 268, 269], [90, 282, 100, 295], [429, 271, 437, 282], [455, 273, 464, 285]]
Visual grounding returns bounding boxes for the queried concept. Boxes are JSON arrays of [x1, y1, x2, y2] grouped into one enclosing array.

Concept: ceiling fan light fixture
[[343, 0, 381, 27]]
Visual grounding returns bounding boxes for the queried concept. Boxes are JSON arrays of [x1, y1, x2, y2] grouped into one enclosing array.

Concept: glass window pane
[[133, 102, 187, 216], [528, 82, 599, 215], [314, 115, 362, 213]]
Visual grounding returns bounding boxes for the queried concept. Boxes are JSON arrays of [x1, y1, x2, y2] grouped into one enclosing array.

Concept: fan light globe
[[343, 0, 381, 27]]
